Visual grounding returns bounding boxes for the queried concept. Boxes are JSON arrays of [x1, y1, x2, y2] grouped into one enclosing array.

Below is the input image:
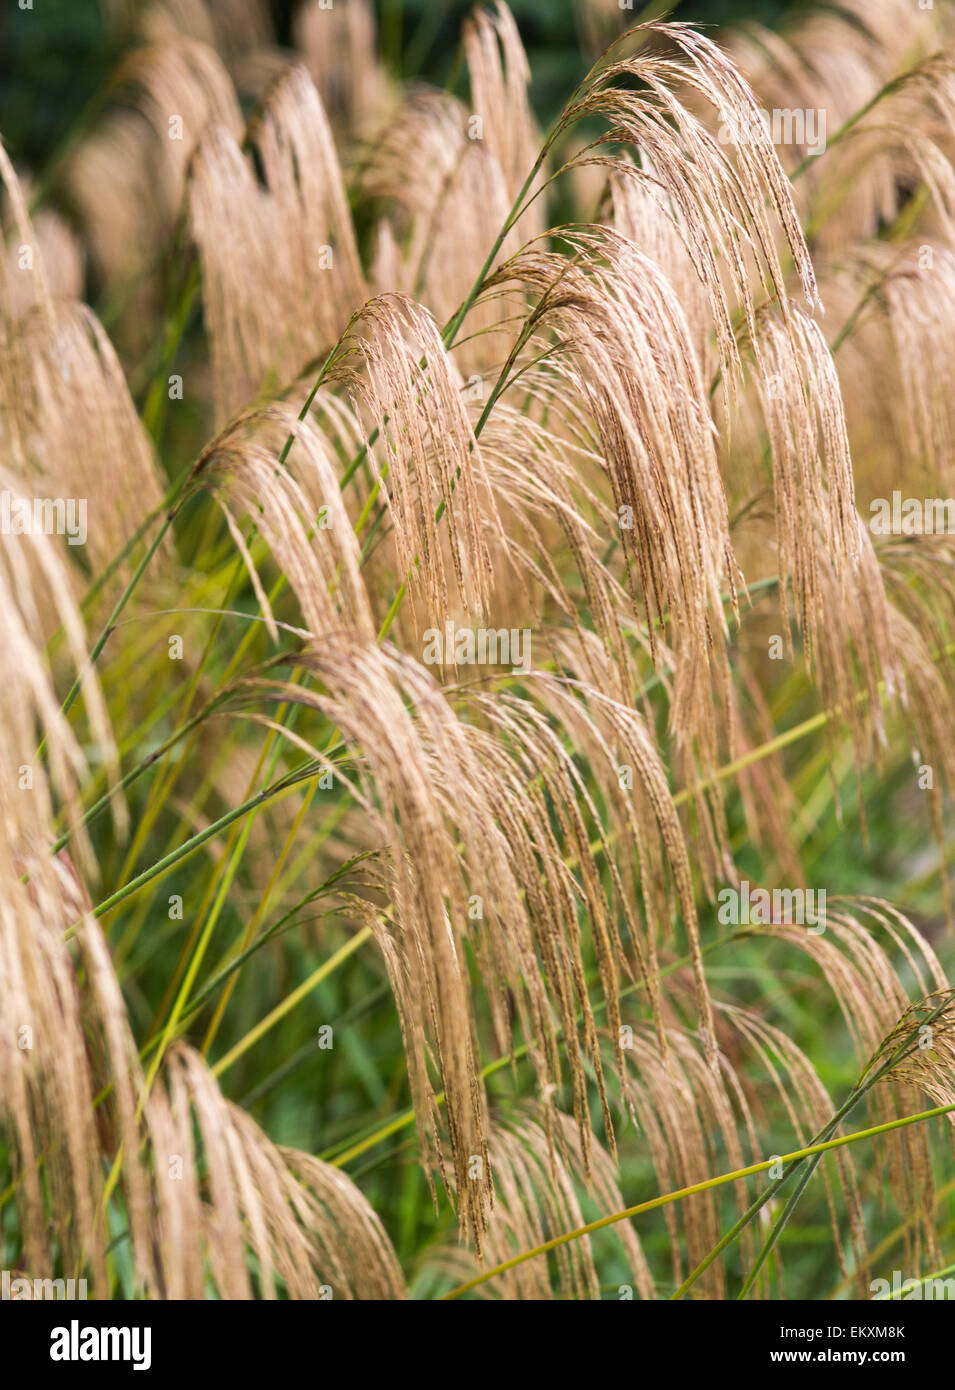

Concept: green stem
[[45, 475, 191, 747], [674, 994, 955, 1301], [210, 927, 374, 1078], [734, 994, 955, 1300], [874, 1259, 955, 1300], [72, 757, 322, 935], [50, 701, 216, 854], [441, 1101, 955, 1300]]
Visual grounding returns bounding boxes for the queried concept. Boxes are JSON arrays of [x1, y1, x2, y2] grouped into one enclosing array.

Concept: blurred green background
[[0, 0, 810, 170]]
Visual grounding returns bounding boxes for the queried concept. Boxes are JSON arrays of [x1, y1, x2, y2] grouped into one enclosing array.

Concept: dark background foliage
[[0, 0, 809, 170]]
